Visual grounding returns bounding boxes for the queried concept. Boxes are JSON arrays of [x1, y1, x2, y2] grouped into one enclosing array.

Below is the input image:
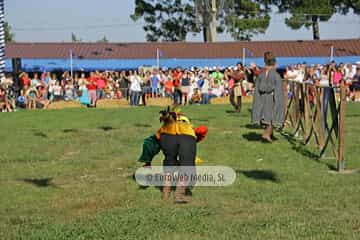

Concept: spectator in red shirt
[[164, 76, 174, 98], [87, 72, 97, 107], [20, 72, 31, 88], [172, 68, 183, 104], [96, 73, 107, 99]]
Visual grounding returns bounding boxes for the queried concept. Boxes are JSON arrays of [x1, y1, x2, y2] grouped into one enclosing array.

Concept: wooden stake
[[316, 87, 325, 149], [338, 79, 346, 172]]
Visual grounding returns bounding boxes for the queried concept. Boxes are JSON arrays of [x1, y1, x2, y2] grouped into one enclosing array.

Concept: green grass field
[[1, 104, 360, 240]]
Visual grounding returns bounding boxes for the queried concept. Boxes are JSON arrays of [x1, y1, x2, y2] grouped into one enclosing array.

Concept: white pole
[[70, 49, 73, 79], [243, 48, 246, 66], [156, 48, 160, 70], [330, 46, 334, 62]]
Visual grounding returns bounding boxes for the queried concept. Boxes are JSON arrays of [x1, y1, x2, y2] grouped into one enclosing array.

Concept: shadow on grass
[[280, 132, 337, 170], [33, 131, 47, 138], [242, 132, 262, 141], [326, 164, 338, 171], [281, 132, 319, 159], [63, 128, 79, 133], [242, 132, 271, 144], [225, 110, 238, 114], [20, 178, 57, 188], [241, 124, 264, 130], [225, 108, 251, 114], [134, 123, 152, 128], [236, 170, 280, 183], [225, 110, 243, 118], [98, 126, 114, 131]]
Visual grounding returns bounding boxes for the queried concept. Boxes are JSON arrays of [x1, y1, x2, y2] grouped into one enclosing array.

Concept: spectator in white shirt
[[344, 63, 356, 81], [53, 81, 63, 101], [200, 73, 210, 104], [129, 71, 142, 106]]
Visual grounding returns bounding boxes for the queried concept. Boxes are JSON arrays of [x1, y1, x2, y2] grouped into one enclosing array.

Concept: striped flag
[[0, 0, 5, 81]]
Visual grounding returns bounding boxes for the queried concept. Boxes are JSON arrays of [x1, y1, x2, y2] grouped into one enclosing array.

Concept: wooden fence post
[[315, 87, 325, 149], [294, 83, 300, 130], [283, 80, 347, 171], [304, 84, 311, 138], [338, 80, 346, 172]]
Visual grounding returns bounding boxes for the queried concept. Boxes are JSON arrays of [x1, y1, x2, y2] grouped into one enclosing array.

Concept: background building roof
[[5, 39, 360, 59]]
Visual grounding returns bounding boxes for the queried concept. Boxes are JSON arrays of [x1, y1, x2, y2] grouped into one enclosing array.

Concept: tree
[[272, 0, 360, 40], [131, 0, 199, 41], [97, 35, 109, 43], [219, 0, 271, 41], [71, 32, 81, 42], [5, 21, 14, 43], [131, 0, 271, 42]]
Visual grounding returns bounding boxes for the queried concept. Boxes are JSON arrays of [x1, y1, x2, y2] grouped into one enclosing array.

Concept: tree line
[[131, 0, 360, 41], [4, 0, 360, 43]]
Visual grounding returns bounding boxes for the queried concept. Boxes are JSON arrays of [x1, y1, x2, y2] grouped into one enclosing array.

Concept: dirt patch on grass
[[51, 196, 119, 216], [72, 199, 118, 215], [96, 99, 130, 108], [212, 96, 253, 104], [48, 101, 85, 109]]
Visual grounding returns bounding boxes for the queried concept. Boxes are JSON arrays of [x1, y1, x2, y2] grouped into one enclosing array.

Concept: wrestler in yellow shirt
[[156, 114, 196, 139]]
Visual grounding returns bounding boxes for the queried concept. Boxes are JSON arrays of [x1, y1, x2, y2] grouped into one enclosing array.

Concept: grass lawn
[[0, 103, 360, 240]]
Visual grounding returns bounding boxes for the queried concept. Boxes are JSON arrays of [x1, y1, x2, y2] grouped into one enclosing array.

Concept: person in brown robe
[[230, 62, 246, 112]]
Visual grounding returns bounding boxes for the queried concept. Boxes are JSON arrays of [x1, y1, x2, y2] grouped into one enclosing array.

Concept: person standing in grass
[[118, 70, 130, 100], [200, 71, 210, 104], [150, 69, 160, 98], [164, 75, 174, 98], [211, 67, 224, 87], [96, 73, 106, 100], [252, 52, 285, 142], [52, 81, 63, 101], [172, 68, 183, 105], [350, 66, 360, 101], [78, 78, 91, 106], [87, 72, 98, 107], [142, 71, 151, 105], [229, 62, 246, 112], [180, 70, 191, 105], [129, 70, 142, 106], [159, 70, 167, 97]]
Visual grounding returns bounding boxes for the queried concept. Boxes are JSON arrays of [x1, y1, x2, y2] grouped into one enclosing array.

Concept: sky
[[5, 0, 360, 42]]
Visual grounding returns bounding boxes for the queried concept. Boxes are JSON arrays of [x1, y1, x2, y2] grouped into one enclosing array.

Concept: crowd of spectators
[[0, 61, 359, 112], [0, 63, 259, 111], [284, 61, 360, 101]]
